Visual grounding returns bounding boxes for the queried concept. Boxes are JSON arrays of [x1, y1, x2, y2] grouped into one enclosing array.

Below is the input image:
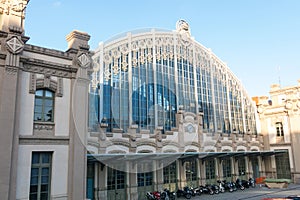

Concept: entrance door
[[163, 162, 177, 192], [275, 151, 291, 179], [107, 167, 126, 200], [251, 157, 259, 179]]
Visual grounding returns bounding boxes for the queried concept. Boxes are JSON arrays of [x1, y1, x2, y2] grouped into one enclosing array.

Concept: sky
[[24, 0, 300, 98]]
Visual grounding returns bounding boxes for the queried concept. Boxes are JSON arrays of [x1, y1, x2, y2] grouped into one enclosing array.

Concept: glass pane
[[42, 168, 49, 175], [34, 113, 42, 121], [35, 98, 43, 106], [32, 154, 39, 164], [40, 192, 49, 200], [41, 184, 48, 192], [34, 105, 42, 113], [45, 90, 53, 98], [44, 114, 52, 122], [31, 169, 39, 177], [30, 185, 38, 193], [42, 154, 50, 163], [44, 99, 53, 107], [29, 193, 38, 200], [30, 176, 38, 185], [35, 90, 43, 97], [41, 176, 49, 184]]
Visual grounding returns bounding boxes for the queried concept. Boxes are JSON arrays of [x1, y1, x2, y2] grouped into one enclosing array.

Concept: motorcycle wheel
[[209, 190, 214, 195], [215, 190, 219, 194], [241, 186, 245, 190], [229, 188, 233, 192], [185, 193, 192, 199]]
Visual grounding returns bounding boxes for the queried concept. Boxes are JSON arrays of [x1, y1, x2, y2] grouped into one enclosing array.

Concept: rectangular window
[[276, 122, 284, 137], [34, 89, 55, 122], [30, 152, 52, 200]]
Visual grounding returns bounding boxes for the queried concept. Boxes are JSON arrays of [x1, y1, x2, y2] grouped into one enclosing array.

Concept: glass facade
[[90, 28, 257, 134]]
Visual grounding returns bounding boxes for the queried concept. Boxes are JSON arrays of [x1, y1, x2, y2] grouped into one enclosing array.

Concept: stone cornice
[[270, 142, 291, 147], [24, 44, 72, 60], [21, 57, 77, 78], [19, 135, 69, 145]]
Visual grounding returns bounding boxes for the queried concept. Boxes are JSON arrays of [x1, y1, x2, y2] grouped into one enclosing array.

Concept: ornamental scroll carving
[[0, 0, 29, 15]]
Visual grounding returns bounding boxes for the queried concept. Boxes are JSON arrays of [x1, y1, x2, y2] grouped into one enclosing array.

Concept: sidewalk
[[189, 184, 300, 200]]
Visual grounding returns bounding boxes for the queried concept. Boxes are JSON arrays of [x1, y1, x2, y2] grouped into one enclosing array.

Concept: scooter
[[217, 180, 225, 193]]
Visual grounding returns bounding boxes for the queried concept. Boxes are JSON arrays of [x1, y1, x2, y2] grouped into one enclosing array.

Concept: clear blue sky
[[25, 0, 300, 98]]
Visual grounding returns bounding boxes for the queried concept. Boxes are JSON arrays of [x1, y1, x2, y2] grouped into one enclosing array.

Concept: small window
[[34, 89, 54, 122], [29, 152, 52, 200], [276, 122, 284, 137]]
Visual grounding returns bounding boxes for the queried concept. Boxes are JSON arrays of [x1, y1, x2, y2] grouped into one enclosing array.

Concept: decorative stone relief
[[5, 66, 18, 75], [6, 36, 24, 54], [29, 73, 36, 94], [57, 78, 63, 97], [77, 52, 91, 68]]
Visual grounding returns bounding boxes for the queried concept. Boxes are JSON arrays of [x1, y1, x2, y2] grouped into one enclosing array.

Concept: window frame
[[276, 122, 284, 137], [29, 152, 52, 200], [34, 89, 55, 122]]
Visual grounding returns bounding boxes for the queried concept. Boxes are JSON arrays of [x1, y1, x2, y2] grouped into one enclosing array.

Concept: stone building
[[0, 1, 92, 199], [0, 1, 296, 200], [255, 81, 300, 184]]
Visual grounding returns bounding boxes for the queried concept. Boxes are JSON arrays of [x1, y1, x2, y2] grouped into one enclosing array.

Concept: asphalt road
[[182, 184, 300, 200]]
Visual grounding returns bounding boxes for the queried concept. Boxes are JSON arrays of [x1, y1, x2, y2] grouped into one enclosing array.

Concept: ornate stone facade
[[255, 81, 300, 184]]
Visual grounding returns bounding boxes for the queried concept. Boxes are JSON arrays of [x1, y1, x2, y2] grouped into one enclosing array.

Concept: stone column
[[66, 30, 92, 199], [0, 1, 29, 199]]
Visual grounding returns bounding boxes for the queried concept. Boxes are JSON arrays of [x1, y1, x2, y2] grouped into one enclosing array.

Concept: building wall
[[16, 145, 69, 200], [256, 81, 300, 183]]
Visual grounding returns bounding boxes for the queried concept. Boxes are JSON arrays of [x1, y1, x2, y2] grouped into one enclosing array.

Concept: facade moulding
[[24, 44, 72, 60], [19, 135, 69, 145], [21, 57, 77, 78]]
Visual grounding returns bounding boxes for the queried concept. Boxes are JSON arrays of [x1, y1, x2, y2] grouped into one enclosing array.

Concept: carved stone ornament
[[285, 101, 293, 110], [6, 36, 24, 54], [0, 0, 29, 14], [77, 52, 91, 68]]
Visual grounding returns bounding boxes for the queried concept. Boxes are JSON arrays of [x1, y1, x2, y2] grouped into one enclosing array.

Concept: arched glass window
[[34, 89, 55, 122]]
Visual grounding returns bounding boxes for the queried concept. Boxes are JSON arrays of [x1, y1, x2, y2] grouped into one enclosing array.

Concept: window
[[137, 172, 153, 187], [185, 160, 197, 182], [107, 167, 125, 190], [34, 89, 55, 122], [163, 162, 176, 184], [205, 159, 215, 183], [30, 152, 52, 200], [276, 122, 284, 137], [222, 158, 232, 180]]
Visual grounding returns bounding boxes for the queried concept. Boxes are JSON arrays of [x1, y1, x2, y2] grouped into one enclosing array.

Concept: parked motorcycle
[[176, 186, 192, 199], [191, 186, 202, 196], [241, 179, 250, 188], [210, 184, 220, 194], [217, 180, 225, 193], [146, 191, 160, 200], [162, 189, 176, 200], [199, 184, 214, 195], [236, 178, 245, 190], [222, 180, 234, 192], [249, 177, 256, 188]]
